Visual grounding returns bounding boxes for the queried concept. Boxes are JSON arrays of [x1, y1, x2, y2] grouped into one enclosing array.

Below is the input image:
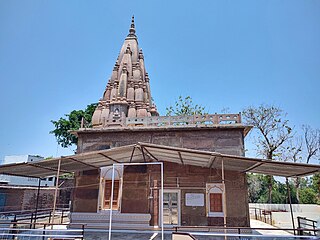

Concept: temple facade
[[70, 17, 251, 229]]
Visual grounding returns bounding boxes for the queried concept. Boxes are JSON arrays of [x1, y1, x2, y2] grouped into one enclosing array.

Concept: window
[[206, 183, 224, 217], [104, 180, 120, 210], [209, 193, 222, 212]]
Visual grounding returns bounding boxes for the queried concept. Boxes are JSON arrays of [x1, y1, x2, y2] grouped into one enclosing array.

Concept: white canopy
[[0, 143, 319, 178]]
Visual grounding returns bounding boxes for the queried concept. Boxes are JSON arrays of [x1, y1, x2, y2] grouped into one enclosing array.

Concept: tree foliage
[[247, 173, 319, 204], [166, 96, 207, 116], [243, 104, 293, 203], [50, 103, 97, 148]]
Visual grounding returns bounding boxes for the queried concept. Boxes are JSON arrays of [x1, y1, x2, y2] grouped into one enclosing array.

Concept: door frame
[[162, 189, 181, 226]]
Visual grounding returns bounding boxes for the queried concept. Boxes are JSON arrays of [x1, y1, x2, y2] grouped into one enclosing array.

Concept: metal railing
[[297, 216, 319, 236], [0, 207, 70, 230], [0, 222, 84, 240], [249, 207, 273, 225], [173, 226, 319, 238]]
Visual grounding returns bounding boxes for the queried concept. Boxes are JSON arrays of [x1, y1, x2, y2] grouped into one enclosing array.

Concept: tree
[[302, 125, 320, 164], [166, 96, 207, 116], [247, 173, 299, 204], [243, 104, 293, 203], [50, 103, 97, 148], [281, 137, 303, 202], [299, 188, 317, 204], [281, 125, 320, 203]]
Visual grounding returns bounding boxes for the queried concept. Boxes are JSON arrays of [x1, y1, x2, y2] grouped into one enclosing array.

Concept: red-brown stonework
[[76, 127, 245, 155], [0, 187, 56, 211], [72, 125, 249, 227], [72, 170, 100, 212]]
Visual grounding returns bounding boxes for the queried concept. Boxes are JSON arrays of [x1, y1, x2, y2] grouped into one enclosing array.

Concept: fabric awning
[[0, 143, 319, 178]]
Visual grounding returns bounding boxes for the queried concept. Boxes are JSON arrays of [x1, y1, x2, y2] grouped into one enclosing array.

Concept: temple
[[0, 17, 319, 235], [69, 16, 252, 228]]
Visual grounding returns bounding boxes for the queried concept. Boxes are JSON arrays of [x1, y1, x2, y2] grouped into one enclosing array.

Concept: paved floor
[[9, 219, 313, 240], [81, 220, 304, 240], [85, 231, 171, 240], [250, 219, 293, 236]]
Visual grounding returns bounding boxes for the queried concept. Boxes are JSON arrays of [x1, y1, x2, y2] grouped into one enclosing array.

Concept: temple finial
[[127, 15, 136, 37]]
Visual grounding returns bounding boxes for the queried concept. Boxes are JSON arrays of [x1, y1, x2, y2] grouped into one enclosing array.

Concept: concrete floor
[[81, 220, 314, 240], [11, 219, 313, 240]]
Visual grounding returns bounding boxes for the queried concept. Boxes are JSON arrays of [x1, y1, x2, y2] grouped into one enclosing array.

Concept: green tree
[[50, 103, 97, 148], [310, 173, 320, 204], [299, 188, 317, 204], [166, 96, 207, 116], [243, 104, 293, 203]]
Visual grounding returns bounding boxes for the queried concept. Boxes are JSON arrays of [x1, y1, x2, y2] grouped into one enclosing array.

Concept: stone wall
[[0, 187, 56, 212], [76, 127, 245, 156], [72, 170, 100, 212], [72, 126, 249, 226], [144, 162, 249, 227]]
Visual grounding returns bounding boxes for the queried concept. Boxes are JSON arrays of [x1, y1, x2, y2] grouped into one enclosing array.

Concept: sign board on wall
[[185, 193, 204, 206]]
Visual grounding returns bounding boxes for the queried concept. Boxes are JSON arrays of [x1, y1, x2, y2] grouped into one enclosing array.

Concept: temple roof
[[92, 16, 158, 128]]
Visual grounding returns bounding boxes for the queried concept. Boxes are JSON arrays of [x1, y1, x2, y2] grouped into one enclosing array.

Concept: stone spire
[[92, 17, 159, 128], [127, 15, 136, 38]]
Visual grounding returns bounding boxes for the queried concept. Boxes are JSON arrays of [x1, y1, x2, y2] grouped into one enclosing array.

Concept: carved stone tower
[[91, 16, 158, 128]]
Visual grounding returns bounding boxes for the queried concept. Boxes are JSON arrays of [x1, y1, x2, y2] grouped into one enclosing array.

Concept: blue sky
[[0, 0, 319, 162]]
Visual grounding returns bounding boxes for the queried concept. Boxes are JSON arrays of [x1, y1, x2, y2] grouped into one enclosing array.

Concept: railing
[[249, 207, 273, 225], [297, 216, 319, 236], [173, 226, 319, 238], [87, 113, 242, 129], [0, 208, 70, 230], [126, 114, 242, 127], [0, 222, 84, 240]]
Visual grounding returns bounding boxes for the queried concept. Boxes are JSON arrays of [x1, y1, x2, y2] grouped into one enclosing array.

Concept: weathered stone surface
[[77, 128, 245, 156], [91, 16, 158, 128]]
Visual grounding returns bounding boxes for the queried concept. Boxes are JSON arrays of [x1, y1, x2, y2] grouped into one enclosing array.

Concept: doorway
[[163, 190, 180, 226]]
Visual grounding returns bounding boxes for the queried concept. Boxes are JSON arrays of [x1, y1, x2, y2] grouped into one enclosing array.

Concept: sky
[[0, 0, 319, 162]]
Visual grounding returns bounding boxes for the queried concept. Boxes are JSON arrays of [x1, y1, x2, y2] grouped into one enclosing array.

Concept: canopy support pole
[[33, 178, 42, 228], [286, 177, 296, 235], [222, 160, 227, 237], [51, 158, 61, 229], [161, 162, 164, 240], [108, 165, 115, 240]]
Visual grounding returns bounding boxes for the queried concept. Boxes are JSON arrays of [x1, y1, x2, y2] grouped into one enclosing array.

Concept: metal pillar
[[107, 162, 163, 240], [222, 160, 227, 238], [160, 162, 164, 240], [51, 158, 61, 228], [108, 165, 115, 240], [286, 177, 296, 235], [33, 178, 42, 228]]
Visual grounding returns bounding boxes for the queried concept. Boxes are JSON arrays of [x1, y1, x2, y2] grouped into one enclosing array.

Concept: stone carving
[[92, 16, 159, 127]]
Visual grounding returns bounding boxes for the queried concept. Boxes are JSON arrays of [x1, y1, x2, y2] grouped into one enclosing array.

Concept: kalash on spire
[[92, 16, 159, 128]]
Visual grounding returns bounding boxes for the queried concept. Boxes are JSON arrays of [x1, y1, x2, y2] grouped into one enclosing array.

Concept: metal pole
[[161, 162, 164, 240], [286, 177, 296, 235], [108, 164, 115, 240], [222, 160, 227, 238], [51, 158, 61, 229], [33, 178, 42, 228]]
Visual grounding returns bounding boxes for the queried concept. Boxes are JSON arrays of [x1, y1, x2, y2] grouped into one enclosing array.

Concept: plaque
[[185, 193, 204, 206]]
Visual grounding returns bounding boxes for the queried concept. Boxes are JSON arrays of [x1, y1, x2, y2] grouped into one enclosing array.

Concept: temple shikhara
[[0, 17, 319, 236], [91, 16, 158, 129]]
